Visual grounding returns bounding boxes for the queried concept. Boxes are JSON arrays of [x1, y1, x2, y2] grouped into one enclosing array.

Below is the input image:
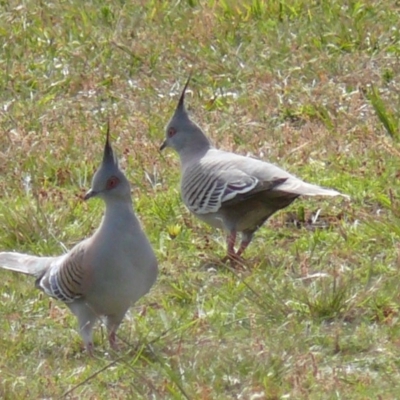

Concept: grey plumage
[[160, 77, 348, 263], [0, 128, 158, 353]]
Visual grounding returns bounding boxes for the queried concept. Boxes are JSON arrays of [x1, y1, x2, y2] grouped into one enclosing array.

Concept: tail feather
[[279, 179, 350, 199], [0, 252, 53, 278]]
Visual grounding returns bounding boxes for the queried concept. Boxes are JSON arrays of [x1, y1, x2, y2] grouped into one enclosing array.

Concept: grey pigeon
[[0, 128, 158, 354], [160, 78, 348, 264]]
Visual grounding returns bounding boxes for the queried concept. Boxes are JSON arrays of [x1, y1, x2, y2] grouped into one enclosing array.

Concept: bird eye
[[106, 176, 119, 190], [168, 127, 177, 138]]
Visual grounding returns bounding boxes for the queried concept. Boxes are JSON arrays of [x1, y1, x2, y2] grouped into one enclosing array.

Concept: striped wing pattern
[[39, 244, 86, 303], [182, 162, 259, 214]]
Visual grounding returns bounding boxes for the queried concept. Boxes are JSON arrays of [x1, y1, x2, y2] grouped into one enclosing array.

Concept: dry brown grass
[[0, 0, 400, 398]]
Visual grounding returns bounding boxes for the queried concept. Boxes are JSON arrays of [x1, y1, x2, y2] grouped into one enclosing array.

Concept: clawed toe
[[221, 253, 246, 269]]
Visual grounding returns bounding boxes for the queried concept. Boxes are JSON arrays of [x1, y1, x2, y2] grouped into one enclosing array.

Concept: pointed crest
[[103, 119, 118, 167], [175, 73, 192, 116]]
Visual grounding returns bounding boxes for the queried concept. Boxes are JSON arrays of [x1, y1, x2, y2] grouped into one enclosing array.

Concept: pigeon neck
[[103, 196, 135, 221], [180, 136, 212, 165], [96, 197, 139, 241]]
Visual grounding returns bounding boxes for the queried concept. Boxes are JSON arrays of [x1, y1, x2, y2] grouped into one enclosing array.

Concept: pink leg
[[227, 231, 237, 259], [222, 231, 245, 267], [108, 331, 119, 350], [236, 240, 251, 258], [236, 232, 254, 258], [86, 342, 94, 357]]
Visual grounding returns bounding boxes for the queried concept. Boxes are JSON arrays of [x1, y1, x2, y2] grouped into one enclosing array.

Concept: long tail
[[279, 179, 350, 199], [0, 252, 53, 278]]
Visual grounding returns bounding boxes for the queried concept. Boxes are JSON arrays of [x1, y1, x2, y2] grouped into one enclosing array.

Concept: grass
[[0, 0, 400, 398]]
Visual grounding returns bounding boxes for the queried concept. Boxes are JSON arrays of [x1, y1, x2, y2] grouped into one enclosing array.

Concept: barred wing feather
[[0, 246, 87, 304], [38, 243, 87, 303], [182, 166, 259, 214]]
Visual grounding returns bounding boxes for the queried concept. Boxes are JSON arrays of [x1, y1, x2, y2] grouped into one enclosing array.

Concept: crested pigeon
[[0, 129, 158, 354], [160, 77, 348, 264]]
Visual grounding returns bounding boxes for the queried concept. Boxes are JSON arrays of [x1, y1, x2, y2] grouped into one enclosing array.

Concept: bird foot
[[108, 332, 119, 351], [221, 253, 246, 269]]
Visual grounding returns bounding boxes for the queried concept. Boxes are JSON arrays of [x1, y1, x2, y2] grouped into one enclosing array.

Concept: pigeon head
[[160, 76, 211, 155], [85, 125, 131, 202]]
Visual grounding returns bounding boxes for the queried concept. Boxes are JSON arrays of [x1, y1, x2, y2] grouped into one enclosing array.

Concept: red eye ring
[[168, 127, 177, 138], [106, 176, 119, 190]]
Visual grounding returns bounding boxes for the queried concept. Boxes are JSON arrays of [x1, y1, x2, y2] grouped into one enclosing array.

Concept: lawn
[[0, 0, 400, 398]]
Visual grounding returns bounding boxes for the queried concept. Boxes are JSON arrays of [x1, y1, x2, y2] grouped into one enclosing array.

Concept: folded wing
[[182, 150, 348, 215]]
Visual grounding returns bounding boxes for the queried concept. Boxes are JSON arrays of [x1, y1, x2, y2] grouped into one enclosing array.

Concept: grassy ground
[[0, 0, 400, 398]]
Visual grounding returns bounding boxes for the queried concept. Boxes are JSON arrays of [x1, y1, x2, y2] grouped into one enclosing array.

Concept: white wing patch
[[182, 165, 259, 214]]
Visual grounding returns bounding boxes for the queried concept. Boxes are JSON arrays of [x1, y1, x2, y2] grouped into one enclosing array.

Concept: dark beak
[[84, 189, 97, 200], [160, 140, 167, 151]]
